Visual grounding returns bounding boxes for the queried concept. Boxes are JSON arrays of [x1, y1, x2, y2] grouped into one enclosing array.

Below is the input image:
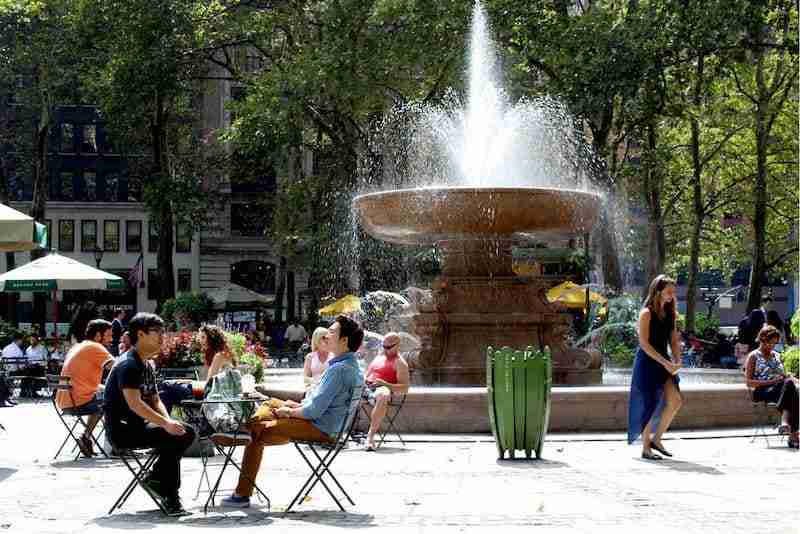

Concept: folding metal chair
[[287, 385, 363, 512], [47, 374, 108, 460], [108, 446, 169, 515], [746, 386, 784, 447], [360, 391, 407, 449]]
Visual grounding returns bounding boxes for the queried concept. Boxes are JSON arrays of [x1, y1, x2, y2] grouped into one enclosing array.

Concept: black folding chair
[[108, 445, 169, 516], [287, 385, 363, 512], [360, 391, 407, 449], [47, 374, 108, 460]]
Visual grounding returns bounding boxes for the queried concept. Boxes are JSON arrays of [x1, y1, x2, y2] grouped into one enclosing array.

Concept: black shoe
[[651, 442, 673, 458], [141, 476, 167, 501], [163, 495, 189, 517]]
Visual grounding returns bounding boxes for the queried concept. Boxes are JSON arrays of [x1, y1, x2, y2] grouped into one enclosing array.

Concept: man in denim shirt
[[222, 314, 364, 508]]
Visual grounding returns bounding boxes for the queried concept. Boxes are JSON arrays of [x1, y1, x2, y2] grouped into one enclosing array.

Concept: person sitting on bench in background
[[363, 332, 410, 451], [56, 320, 115, 457]]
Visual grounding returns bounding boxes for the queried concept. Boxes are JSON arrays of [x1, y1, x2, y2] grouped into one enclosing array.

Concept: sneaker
[[220, 494, 250, 508], [211, 432, 252, 447], [163, 495, 189, 517]]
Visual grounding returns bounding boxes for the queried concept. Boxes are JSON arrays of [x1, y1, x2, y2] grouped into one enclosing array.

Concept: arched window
[[231, 260, 275, 295]]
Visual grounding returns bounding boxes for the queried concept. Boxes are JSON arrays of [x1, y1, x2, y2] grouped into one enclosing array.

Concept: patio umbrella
[[0, 203, 48, 252], [0, 252, 125, 291], [205, 282, 274, 310], [318, 294, 361, 316], [546, 281, 607, 309]]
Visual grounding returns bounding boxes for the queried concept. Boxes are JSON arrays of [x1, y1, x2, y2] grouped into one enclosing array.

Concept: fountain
[[352, 3, 603, 386], [266, 2, 757, 433]]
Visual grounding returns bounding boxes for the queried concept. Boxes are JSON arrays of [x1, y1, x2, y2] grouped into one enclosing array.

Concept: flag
[[128, 253, 144, 288]]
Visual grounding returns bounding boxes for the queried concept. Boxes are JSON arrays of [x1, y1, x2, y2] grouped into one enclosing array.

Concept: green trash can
[[486, 346, 552, 459]]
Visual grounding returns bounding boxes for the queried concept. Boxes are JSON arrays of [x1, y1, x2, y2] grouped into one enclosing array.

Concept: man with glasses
[[363, 332, 409, 451], [103, 313, 195, 515]]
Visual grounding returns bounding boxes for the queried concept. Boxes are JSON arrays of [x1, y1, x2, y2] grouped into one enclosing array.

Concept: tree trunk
[[597, 203, 623, 294], [273, 256, 287, 322], [30, 108, 49, 335], [643, 122, 665, 299], [153, 94, 175, 311], [746, 40, 769, 313], [685, 54, 705, 333]]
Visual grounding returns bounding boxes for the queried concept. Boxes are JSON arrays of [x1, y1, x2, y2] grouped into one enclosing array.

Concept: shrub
[[161, 292, 216, 329], [155, 331, 203, 369], [783, 347, 799, 378]]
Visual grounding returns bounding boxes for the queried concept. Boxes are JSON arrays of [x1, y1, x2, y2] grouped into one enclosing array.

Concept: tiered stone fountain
[[353, 186, 603, 385]]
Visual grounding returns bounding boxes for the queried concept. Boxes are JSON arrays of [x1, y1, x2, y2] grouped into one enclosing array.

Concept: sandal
[[641, 450, 662, 461], [651, 442, 673, 457]]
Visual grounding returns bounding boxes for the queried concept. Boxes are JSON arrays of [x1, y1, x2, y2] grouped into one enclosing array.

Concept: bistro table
[[181, 397, 270, 513]]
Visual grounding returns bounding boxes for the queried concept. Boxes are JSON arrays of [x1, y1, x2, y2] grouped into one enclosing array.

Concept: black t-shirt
[[104, 349, 158, 432]]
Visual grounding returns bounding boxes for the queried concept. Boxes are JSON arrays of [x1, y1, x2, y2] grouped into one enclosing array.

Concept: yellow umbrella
[[318, 294, 361, 316], [546, 281, 607, 309]]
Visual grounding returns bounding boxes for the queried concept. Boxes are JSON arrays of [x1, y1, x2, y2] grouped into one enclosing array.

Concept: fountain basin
[[353, 186, 602, 246]]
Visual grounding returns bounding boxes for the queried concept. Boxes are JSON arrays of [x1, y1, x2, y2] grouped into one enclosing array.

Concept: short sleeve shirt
[[103, 349, 158, 432], [56, 341, 113, 409]]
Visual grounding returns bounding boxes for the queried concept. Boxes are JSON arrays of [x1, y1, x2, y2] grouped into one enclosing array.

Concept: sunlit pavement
[[1, 400, 797, 534]]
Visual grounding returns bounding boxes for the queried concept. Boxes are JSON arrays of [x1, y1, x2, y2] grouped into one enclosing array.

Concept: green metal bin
[[486, 346, 552, 459]]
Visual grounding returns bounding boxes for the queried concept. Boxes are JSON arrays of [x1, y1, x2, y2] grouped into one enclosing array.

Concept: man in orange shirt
[[56, 319, 115, 457]]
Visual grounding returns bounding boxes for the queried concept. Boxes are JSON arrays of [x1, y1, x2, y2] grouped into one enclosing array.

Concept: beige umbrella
[[0, 203, 48, 252], [205, 282, 274, 310]]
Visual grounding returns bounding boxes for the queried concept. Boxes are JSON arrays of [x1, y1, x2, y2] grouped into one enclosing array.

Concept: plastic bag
[[202, 368, 254, 433]]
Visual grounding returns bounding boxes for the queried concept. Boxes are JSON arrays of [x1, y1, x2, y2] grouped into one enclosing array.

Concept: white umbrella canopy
[[0, 252, 125, 291], [206, 282, 274, 310], [0, 203, 48, 252]]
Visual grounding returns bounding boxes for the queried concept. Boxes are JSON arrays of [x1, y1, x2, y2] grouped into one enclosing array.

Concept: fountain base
[[407, 275, 602, 386]]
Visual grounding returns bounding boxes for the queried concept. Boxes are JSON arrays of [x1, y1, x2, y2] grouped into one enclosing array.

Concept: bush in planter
[[161, 293, 215, 330], [224, 331, 269, 383], [783, 347, 799, 378], [155, 330, 203, 369]]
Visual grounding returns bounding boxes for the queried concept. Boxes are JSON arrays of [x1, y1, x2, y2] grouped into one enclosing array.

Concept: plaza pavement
[[0, 400, 797, 534]]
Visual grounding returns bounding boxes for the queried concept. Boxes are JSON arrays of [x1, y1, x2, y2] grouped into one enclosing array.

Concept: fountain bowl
[[353, 186, 602, 246]]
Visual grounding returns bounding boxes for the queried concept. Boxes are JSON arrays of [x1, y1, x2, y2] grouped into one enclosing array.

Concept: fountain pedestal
[[409, 275, 601, 386]]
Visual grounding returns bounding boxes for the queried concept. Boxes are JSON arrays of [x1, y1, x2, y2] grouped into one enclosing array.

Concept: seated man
[[21, 333, 48, 397], [103, 313, 195, 516], [363, 332, 410, 451], [221, 314, 364, 508], [1, 333, 24, 406], [56, 320, 115, 456]]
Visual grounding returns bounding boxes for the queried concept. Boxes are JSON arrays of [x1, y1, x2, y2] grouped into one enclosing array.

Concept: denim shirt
[[301, 351, 363, 437]]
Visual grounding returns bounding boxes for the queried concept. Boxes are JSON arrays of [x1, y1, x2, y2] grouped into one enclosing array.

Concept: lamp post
[[93, 246, 105, 269]]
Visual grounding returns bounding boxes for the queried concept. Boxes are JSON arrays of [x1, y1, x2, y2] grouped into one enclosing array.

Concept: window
[[44, 219, 52, 249], [83, 172, 97, 201], [59, 220, 74, 252], [81, 125, 97, 153], [104, 173, 119, 202], [148, 222, 159, 252], [81, 220, 97, 252], [126, 220, 142, 252], [60, 123, 75, 153], [177, 269, 192, 293], [176, 223, 192, 253], [147, 269, 159, 301], [231, 260, 275, 294], [60, 172, 75, 201], [103, 220, 119, 252]]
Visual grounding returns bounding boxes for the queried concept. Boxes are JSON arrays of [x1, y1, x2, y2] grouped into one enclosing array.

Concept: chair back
[[333, 385, 364, 445], [46, 374, 76, 408]]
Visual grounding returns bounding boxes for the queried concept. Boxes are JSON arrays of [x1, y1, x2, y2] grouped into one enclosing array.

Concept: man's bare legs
[[365, 387, 391, 450]]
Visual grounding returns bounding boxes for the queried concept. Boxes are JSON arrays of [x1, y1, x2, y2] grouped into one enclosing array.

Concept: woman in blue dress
[[628, 275, 683, 460]]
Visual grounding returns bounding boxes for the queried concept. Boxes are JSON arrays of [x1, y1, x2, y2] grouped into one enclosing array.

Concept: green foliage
[[600, 336, 636, 368], [791, 310, 800, 343], [224, 331, 247, 362], [782, 347, 799, 378], [161, 292, 215, 329], [592, 293, 640, 368], [225, 331, 265, 383], [156, 331, 203, 369]]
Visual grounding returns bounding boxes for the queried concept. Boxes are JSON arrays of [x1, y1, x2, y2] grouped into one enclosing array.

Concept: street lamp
[[93, 246, 105, 269]]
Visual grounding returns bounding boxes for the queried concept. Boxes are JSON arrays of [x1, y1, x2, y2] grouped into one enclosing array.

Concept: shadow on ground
[[495, 458, 569, 469], [0, 467, 17, 483], [92, 510, 374, 529]]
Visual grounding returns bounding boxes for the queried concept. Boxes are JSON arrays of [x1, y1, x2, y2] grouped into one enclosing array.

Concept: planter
[[486, 346, 552, 460]]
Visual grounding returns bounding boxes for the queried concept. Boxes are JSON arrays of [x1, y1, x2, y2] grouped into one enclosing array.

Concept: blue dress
[[627, 310, 680, 444]]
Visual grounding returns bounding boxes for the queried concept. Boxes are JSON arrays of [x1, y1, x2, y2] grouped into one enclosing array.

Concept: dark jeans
[[0, 376, 12, 403], [107, 421, 196, 498], [158, 382, 194, 415], [754, 378, 799, 433]]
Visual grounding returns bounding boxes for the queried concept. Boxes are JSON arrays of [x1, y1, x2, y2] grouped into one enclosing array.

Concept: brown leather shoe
[[78, 434, 94, 457]]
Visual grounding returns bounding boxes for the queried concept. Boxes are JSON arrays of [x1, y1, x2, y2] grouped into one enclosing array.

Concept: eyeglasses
[[382, 342, 398, 350]]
